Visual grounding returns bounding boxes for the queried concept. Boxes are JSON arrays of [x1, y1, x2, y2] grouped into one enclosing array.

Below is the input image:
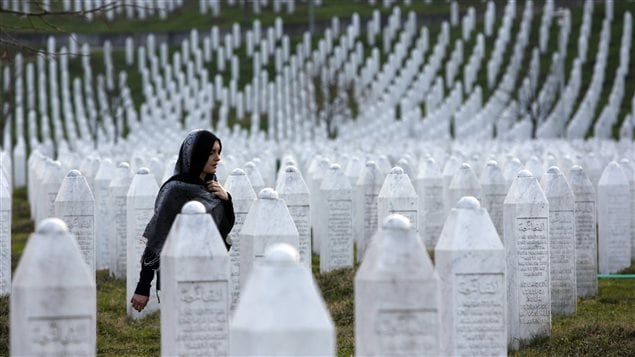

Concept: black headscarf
[[168, 129, 222, 185]]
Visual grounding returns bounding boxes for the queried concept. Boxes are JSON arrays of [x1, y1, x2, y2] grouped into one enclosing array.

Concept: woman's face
[[202, 141, 221, 177]]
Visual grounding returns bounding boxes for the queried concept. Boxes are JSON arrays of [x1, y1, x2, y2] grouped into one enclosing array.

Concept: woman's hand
[[130, 293, 149, 312], [206, 180, 229, 201]]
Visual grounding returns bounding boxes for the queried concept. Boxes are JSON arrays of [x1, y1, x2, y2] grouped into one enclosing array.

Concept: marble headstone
[[126, 168, 159, 319], [54, 170, 96, 275], [11, 218, 96, 356], [378, 166, 419, 235], [569, 165, 597, 297], [276, 165, 311, 269], [109, 162, 132, 278], [540, 166, 576, 314], [161, 201, 231, 356], [504, 170, 550, 349], [94, 158, 115, 270], [355, 214, 440, 356], [0, 169, 10, 296], [354, 160, 383, 262], [416, 157, 445, 250], [239, 188, 299, 288], [319, 164, 353, 273], [224, 168, 257, 312], [597, 162, 631, 274], [435, 197, 507, 356], [230, 244, 335, 356], [479, 160, 507, 237]]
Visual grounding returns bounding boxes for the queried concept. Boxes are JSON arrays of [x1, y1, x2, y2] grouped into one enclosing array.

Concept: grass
[[2, 188, 635, 356]]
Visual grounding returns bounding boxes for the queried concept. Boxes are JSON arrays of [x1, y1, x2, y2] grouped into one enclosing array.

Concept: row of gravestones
[[7, 163, 629, 356], [8, 142, 634, 291]]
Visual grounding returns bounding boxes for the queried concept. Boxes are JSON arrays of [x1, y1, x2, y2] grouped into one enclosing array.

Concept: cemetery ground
[[1, 188, 634, 356]]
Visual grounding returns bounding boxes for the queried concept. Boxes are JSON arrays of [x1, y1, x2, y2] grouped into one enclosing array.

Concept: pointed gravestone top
[[598, 161, 628, 186], [258, 187, 279, 200], [265, 242, 301, 265], [181, 200, 206, 214], [383, 213, 411, 231]]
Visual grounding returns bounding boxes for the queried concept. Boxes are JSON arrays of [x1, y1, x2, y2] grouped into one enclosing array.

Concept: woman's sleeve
[[134, 246, 160, 297], [218, 193, 236, 249]]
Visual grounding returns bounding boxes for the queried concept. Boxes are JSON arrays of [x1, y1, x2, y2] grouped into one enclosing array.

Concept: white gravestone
[[435, 197, 507, 356], [378, 166, 419, 236], [109, 162, 132, 278], [319, 164, 354, 273], [541, 166, 577, 315], [243, 161, 265, 194], [94, 158, 115, 270], [126, 168, 159, 319], [480, 160, 507, 238], [54, 170, 96, 276], [618, 159, 635, 258], [11, 218, 96, 356], [276, 165, 311, 269], [504, 170, 551, 349], [161, 201, 231, 356], [448, 162, 482, 208], [597, 161, 632, 274], [0, 169, 10, 296], [355, 214, 440, 357], [416, 157, 445, 250], [354, 160, 383, 262], [224, 168, 257, 312], [230, 243, 335, 356], [40, 160, 65, 224], [443, 156, 461, 216], [569, 165, 597, 297], [308, 156, 331, 254], [239, 188, 299, 288]]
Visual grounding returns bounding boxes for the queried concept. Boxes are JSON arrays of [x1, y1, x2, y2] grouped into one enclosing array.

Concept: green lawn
[[1, 188, 635, 356]]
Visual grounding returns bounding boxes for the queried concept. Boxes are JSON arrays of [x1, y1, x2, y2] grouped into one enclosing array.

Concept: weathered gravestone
[[126, 168, 159, 319], [224, 168, 257, 312], [618, 158, 635, 258], [448, 163, 482, 209], [109, 162, 132, 278], [480, 160, 507, 237], [11, 218, 96, 356], [276, 165, 311, 269], [597, 161, 632, 274], [435, 196, 507, 356], [0, 169, 10, 296], [239, 188, 299, 288], [320, 164, 353, 272], [354, 160, 383, 262], [39, 160, 65, 224], [504, 170, 550, 349], [416, 157, 445, 250], [54, 170, 96, 276], [569, 165, 597, 297], [378, 166, 419, 236], [230, 243, 335, 356], [94, 158, 115, 270], [541, 166, 576, 315], [244, 161, 265, 195], [355, 214, 440, 356], [308, 156, 331, 254], [161, 201, 231, 356], [443, 156, 461, 216]]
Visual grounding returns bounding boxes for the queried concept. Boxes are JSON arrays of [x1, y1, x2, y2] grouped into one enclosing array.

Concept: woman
[[130, 129, 235, 312]]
